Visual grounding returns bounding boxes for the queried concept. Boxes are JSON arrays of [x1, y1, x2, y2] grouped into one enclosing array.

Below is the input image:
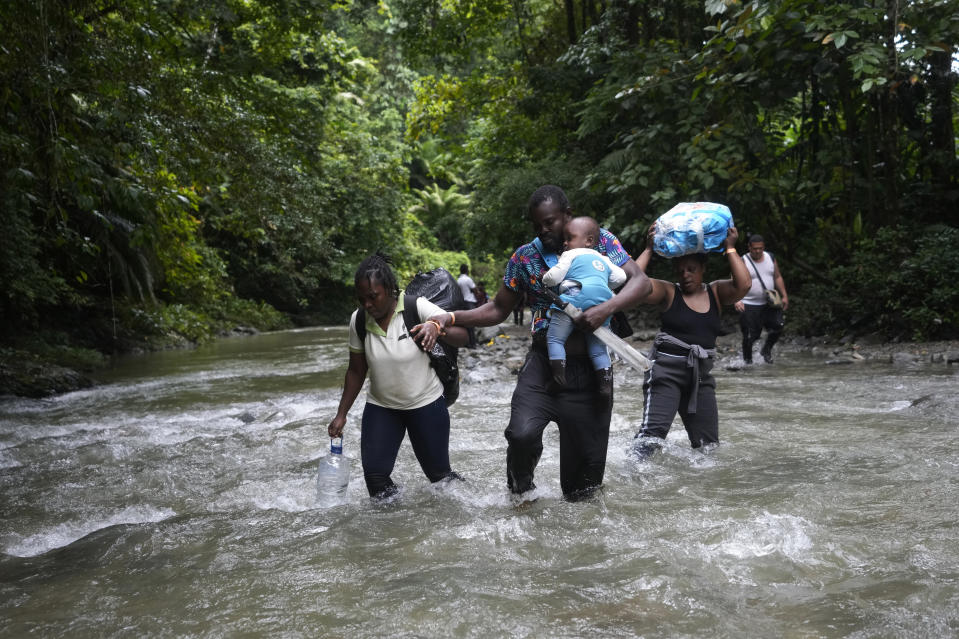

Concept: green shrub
[[797, 225, 959, 340], [214, 297, 291, 333], [158, 304, 215, 344]]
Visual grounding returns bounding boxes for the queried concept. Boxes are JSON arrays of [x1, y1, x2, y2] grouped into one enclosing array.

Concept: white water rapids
[[1, 326, 957, 637]]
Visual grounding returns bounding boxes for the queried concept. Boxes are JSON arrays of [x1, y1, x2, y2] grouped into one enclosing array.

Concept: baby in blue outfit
[[542, 216, 626, 405]]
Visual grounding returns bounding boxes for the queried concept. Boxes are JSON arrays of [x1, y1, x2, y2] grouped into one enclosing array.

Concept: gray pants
[[636, 350, 718, 450]]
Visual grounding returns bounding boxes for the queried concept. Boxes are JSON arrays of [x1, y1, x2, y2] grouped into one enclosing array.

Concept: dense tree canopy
[[1, 0, 956, 363], [396, 0, 959, 338]]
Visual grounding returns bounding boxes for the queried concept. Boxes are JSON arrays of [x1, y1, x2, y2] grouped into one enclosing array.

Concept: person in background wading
[[475, 283, 489, 306], [422, 185, 651, 500], [327, 253, 469, 499], [632, 223, 750, 458], [457, 264, 479, 348], [512, 290, 527, 325], [734, 234, 788, 364]]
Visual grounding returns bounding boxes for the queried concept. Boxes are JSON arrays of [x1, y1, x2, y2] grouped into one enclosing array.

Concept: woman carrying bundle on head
[[327, 252, 469, 499], [632, 221, 751, 458]]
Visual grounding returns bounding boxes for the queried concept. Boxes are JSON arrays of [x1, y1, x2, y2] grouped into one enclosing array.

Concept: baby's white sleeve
[[541, 254, 573, 286]]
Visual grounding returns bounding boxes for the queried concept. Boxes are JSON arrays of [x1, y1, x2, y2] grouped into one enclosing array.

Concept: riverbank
[[3, 310, 958, 400], [462, 311, 959, 380], [0, 292, 294, 399], [0, 325, 261, 399]]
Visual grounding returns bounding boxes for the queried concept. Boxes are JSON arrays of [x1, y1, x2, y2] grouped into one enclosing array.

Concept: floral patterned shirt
[[503, 228, 631, 334]]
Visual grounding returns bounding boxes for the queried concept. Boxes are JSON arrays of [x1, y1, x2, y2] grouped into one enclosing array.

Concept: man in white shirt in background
[[457, 264, 479, 348], [734, 234, 789, 364]]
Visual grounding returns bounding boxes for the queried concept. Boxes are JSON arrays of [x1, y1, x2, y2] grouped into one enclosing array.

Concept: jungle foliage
[[1, 0, 957, 363], [396, 0, 959, 340]]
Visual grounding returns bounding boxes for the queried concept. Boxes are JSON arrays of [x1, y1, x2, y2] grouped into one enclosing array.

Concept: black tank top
[[659, 284, 722, 349]]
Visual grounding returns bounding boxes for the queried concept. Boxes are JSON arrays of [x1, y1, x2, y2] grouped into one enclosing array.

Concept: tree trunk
[[587, 0, 601, 27], [928, 49, 957, 194], [564, 0, 577, 45], [877, 0, 900, 226], [608, 0, 638, 46]]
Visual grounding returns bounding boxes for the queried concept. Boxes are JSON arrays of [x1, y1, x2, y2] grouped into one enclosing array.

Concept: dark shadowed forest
[[1, 0, 957, 395]]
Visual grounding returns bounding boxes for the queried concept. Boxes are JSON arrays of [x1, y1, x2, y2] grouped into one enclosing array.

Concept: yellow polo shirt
[[348, 293, 445, 410]]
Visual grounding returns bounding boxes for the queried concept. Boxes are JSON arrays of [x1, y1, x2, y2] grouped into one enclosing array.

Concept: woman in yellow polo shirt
[[327, 253, 469, 499]]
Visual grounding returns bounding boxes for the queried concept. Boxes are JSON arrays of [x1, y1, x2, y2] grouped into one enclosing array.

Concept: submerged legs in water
[[760, 329, 781, 364], [361, 397, 456, 499], [636, 353, 719, 457], [507, 348, 612, 497], [740, 304, 784, 364], [631, 436, 664, 460]]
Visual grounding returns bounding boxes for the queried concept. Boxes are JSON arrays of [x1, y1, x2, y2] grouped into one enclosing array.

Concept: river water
[[1, 326, 957, 637]]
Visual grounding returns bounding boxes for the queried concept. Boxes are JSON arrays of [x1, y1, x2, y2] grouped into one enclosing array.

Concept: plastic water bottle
[[316, 437, 350, 507]]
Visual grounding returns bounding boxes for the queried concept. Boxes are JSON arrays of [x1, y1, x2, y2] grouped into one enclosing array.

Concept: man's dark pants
[[505, 343, 611, 498], [739, 303, 784, 362]]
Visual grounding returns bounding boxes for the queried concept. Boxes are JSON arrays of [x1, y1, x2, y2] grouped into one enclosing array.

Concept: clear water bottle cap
[[330, 437, 343, 454]]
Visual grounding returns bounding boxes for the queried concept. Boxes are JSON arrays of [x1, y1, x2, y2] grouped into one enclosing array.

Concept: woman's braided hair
[[354, 251, 400, 299]]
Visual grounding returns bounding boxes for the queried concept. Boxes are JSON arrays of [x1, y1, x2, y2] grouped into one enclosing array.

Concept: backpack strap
[[402, 294, 421, 341], [745, 254, 768, 291], [355, 308, 367, 343]]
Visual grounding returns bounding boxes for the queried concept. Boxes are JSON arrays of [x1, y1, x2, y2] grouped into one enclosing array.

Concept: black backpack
[[355, 268, 465, 406]]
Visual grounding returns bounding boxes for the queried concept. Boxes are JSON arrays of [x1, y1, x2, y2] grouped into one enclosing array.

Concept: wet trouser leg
[[678, 360, 718, 448], [636, 353, 718, 451], [739, 304, 765, 362], [760, 306, 784, 356], [557, 355, 612, 498], [361, 397, 453, 498], [506, 347, 612, 497]]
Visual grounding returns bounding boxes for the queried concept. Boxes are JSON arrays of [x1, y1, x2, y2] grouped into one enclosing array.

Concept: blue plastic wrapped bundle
[[653, 202, 733, 257]]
